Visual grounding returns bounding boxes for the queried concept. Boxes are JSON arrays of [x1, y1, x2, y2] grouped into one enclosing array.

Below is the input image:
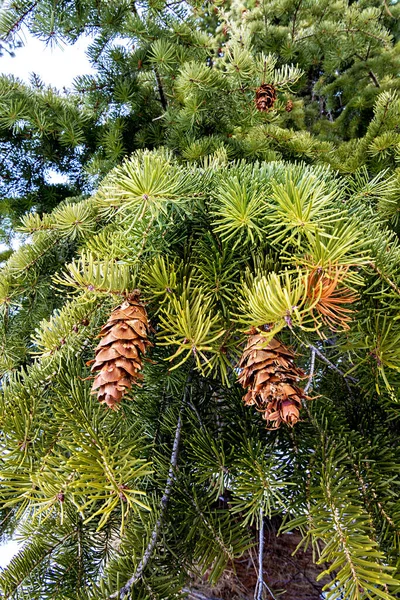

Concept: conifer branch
[[369, 261, 400, 296], [1, 1, 38, 40], [1, 0, 400, 592], [296, 28, 389, 44], [5, 532, 73, 594], [111, 372, 193, 599]]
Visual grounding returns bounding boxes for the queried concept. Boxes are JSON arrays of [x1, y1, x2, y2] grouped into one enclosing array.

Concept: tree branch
[[154, 69, 168, 111], [291, 0, 303, 41], [254, 508, 264, 600], [3, 2, 38, 40], [110, 372, 193, 599], [369, 261, 400, 296], [308, 344, 358, 383], [368, 70, 380, 88], [304, 347, 316, 395], [182, 590, 221, 600], [253, 509, 278, 600], [383, 0, 394, 17]]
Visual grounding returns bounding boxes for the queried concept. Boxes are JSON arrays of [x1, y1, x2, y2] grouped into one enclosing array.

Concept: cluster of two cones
[[88, 296, 306, 429], [88, 294, 151, 409], [238, 334, 307, 429]]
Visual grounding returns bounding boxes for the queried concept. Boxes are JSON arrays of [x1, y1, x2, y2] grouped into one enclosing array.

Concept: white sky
[[1, 27, 95, 88], [0, 29, 94, 570], [0, 540, 20, 569]]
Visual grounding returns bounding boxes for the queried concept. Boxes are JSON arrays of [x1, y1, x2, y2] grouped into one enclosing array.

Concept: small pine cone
[[255, 84, 277, 112], [238, 334, 306, 428], [285, 99, 294, 112], [88, 293, 151, 409]]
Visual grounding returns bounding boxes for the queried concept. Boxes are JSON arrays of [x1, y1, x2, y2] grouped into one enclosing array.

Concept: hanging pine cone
[[255, 84, 277, 112], [285, 99, 294, 112], [88, 292, 151, 409], [238, 334, 306, 428]]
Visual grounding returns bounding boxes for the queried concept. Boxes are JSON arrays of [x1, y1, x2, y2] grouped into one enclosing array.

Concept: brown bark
[[189, 518, 330, 600]]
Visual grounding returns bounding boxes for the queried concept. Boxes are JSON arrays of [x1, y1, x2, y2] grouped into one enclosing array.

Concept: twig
[[369, 261, 400, 296], [368, 70, 380, 88], [5, 1, 38, 39], [110, 373, 193, 599], [304, 347, 316, 395], [253, 509, 278, 600], [154, 69, 168, 110], [301, 347, 318, 426], [182, 589, 220, 600], [187, 400, 207, 433], [383, 0, 394, 17], [308, 344, 358, 383], [262, 581, 278, 600], [291, 0, 303, 41], [254, 508, 265, 600]]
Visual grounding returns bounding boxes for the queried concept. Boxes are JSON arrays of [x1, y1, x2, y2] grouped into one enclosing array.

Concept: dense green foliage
[[1, 1, 400, 599], [1, 0, 400, 244]]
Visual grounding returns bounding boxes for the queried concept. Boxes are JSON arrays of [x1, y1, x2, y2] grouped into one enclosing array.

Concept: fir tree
[[0, 1, 400, 600], [1, 0, 400, 245]]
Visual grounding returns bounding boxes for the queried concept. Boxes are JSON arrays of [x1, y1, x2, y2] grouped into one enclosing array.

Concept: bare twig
[[253, 509, 278, 600], [383, 0, 394, 17], [182, 589, 221, 600], [110, 373, 193, 599], [154, 69, 168, 110], [368, 70, 380, 88], [263, 581, 279, 600], [254, 508, 265, 600], [304, 347, 316, 395], [308, 344, 358, 383]]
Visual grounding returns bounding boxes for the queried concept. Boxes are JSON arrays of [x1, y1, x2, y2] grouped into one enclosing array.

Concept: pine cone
[[88, 293, 151, 409], [255, 84, 277, 112], [238, 334, 306, 428], [285, 99, 294, 112]]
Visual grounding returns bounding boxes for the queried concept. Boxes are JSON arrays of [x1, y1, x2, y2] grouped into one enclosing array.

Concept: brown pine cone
[[238, 334, 306, 428], [88, 293, 151, 409], [255, 84, 277, 112]]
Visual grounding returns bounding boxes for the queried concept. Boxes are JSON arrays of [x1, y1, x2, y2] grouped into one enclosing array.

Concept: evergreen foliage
[[1, 0, 400, 245], [0, 0, 400, 599]]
